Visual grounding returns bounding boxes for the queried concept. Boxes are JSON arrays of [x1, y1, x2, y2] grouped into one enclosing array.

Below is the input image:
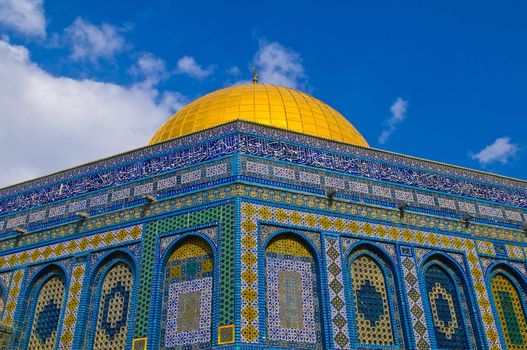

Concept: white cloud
[[226, 66, 240, 76], [0, 38, 183, 187], [64, 17, 126, 63], [129, 52, 169, 89], [0, 0, 45, 37], [470, 137, 519, 166], [175, 56, 214, 79], [253, 40, 307, 89], [128, 53, 188, 110], [378, 97, 408, 144]]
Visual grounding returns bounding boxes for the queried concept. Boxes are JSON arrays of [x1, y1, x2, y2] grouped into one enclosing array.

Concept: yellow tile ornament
[[0, 225, 142, 270], [132, 337, 147, 350], [58, 263, 86, 350]]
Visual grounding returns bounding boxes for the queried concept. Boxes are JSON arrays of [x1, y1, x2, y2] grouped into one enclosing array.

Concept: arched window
[[265, 234, 324, 349], [491, 269, 527, 349], [23, 270, 66, 350], [348, 249, 403, 347], [160, 236, 214, 350], [83, 260, 134, 349], [423, 262, 478, 349]]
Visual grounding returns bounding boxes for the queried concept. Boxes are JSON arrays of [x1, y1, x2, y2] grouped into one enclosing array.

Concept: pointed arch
[[489, 264, 527, 349], [159, 235, 215, 350], [346, 244, 406, 348], [81, 251, 136, 350], [19, 264, 67, 350], [420, 253, 483, 350], [264, 233, 325, 349]]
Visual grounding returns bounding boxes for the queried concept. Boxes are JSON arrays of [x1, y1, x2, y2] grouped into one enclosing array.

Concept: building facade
[[0, 84, 526, 350]]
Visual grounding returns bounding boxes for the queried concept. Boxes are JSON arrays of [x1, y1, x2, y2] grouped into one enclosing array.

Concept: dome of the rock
[[149, 83, 369, 147]]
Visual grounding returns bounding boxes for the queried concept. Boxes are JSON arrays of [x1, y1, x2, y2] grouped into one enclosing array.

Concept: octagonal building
[[0, 83, 526, 350]]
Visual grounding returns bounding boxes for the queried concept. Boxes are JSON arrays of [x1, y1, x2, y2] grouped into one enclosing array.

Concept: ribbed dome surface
[[149, 84, 368, 147]]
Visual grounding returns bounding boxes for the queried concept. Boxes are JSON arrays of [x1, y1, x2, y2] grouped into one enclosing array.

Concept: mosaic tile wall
[[399, 254, 431, 349], [0, 183, 525, 349], [324, 237, 350, 349], [0, 120, 526, 350], [239, 201, 515, 350], [91, 262, 134, 350], [26, 274, 66, 350], [1, 270, 23, 329], [241, 156, 525, 229], [58, 262, 85, 350], [491, 271, 527, 349], [0, 225, 141, 349], [265, 235, 323, 349], [161, 237, 214, 350], [349, 252, 397, 347], [424, 264, 470, 348], [135, 203, 234, 341]]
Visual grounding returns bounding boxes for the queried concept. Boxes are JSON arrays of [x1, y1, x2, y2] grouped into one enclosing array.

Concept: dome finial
[[251, 66, 258, 84]]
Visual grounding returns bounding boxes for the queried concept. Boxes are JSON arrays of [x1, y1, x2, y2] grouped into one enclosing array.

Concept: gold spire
[[252, 66, 258, 84]]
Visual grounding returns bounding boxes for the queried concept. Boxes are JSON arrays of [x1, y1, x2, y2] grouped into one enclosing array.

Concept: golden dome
[[149, 84, 369, 147]]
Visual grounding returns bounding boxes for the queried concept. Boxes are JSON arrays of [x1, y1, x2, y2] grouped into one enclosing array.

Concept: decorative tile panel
[[161, 237, 213, 350], [491, 273, 527, 349], [479, 206, 503, 218], [265, 236, 322, 349], [48, 205, 66, 218], [156, 176, 178, 190], [477, 240, 496, 256], [90, 194, 108, 207], [416, 194, 435, 206], [401, 256, 431, 349], [425, 265, 469, 348], [505, 210, 523, 221], [134, 183, 154, 196], [58, 263, 86, 350], [324, 177, 346, 190], [299, 171, 321, 185], [372, 186, 392, 199], [459, 202, 477, 214], [205, 163, 227, 177], [68, 200, 87, 213], [351, 254, 395, 346], [111, 188, 131, 202], [246, 161, 269, 175], [29, 210, 47, 223], [180, 170, 201, 184], [438, 198, 456, 210], [506, 245, 524, 260], [240, 204, 259, 343], [0, 124, 526, 222], [395, 190, 414, 202], [349, 181, 369, 194], [92, 263, 133, 350], [1, 270, 23, 327], [272, 166, 295, 180], [28, 275, 65, 350], [324, 237, 350, 349], [6, 216, 26, 229]]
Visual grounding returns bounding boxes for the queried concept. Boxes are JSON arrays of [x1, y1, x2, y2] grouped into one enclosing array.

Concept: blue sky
[[0, 0, 525, 187]]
